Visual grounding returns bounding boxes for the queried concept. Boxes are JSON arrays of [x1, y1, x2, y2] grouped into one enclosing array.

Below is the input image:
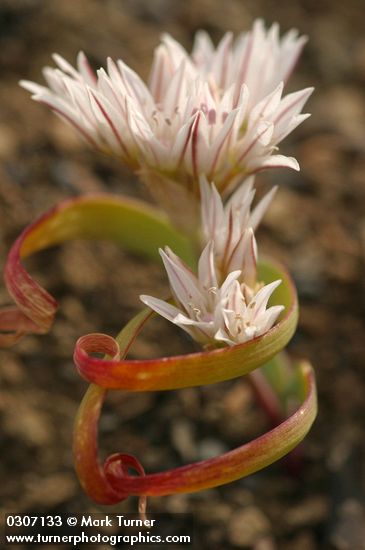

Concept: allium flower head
[[140, 243, 283, 347], [20, 20, 312, 200]]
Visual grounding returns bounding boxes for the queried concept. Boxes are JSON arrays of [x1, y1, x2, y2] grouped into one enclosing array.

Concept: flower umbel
[[20, 20, 312, 197], [141, 174, 283, 346], [140, 242, 283, 347]]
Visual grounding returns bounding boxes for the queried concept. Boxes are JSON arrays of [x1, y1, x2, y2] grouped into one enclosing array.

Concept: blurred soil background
[[0, 0, 365, 548]]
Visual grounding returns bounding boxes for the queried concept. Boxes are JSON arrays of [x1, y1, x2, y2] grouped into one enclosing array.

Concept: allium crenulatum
[[0, 20, 317, 513], [21, 19, 312, 200]]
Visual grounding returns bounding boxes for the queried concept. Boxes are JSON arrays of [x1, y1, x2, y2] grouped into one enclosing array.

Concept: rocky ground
[[0, 1, 365, 548]]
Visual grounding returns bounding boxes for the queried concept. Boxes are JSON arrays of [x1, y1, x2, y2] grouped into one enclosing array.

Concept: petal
[[219, 270, 242, 298], [52, 53, 81, 80], [159, 248, 203, 310], [192, 30, 214, 68], [279, 30, 308, 83], [257, 305, 285, 334], [87, 88, 130, 157], [212, 32, 233, 88], [249, 185, 277, 231], [148, 44, 171, 103], [199, 176, 224, 242], [198, 240, 218, 291], [42, 68, 68, 96], [274, 87, 314, 124], [19, 79, 50, 96], [249, 82, 284, 124], [208, 108, 239, 175], [161, 33, 193, 71], [77, 51, 97, 86], [233, 228, 258, 287], [139, 295, 181, 322], [250, 279, 282, 318], [249, 154, 300, 172], [171, 112, 198, 165], [214, 327, 235, 346], [117, 59, 155, 112], [173, 314, 214, 344], [163, 61, 188, 118]]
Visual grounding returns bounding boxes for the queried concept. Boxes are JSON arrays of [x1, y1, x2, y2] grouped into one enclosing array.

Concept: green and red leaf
[[0, 194, 194, 346]]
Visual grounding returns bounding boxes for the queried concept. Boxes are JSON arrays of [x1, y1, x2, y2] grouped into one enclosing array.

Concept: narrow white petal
[[208, 108, 238, 175], [87, 88, 130, 156], [250, 279, 282, 318], [274, 87, 314, 124], [52, 53, 81, 80], [77, 51, 97, 87], [199, 176, 224, 241], [173, 314, 214, 344], [117, 59, 155, 112], [212, 32, 233, 89], [258, 305, 285, 333], [171, 113, 198, 165], [19, 80, 49, 95], [220, 270, 242, 297], [279, 31, 308, 83], [225, 176, 255, 214], [198, 241, 218, 291], [161, 33, 193, 70], [192, 30, 214, 68], [249, 82, 284, 123], [31, 91, 100, 147], [42, 68, 68, 96], [250, 154, 300, 172], [236, 228, 257, 287], [163, 61, 187, 118], [237, 121, 275, 165], [139, 295, 182, 321], [249, 185, 277, 230], [214, 328, 235, 346], [148, 44, 170, 102], [274, 112, 311, 144], [159, 248, 203, 310]]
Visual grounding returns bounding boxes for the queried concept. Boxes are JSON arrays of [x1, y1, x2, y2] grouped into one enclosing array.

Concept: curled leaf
[[74, 357, 316, 500], [0, 194, 194, 347], [73, 316, 150, 508]]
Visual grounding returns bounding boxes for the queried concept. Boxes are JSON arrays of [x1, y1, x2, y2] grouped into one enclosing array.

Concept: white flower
[[215, 280, 284, 345], [140, 242, 283, 347], [200, 175, 276, 288], [20, 20, 312, 196]]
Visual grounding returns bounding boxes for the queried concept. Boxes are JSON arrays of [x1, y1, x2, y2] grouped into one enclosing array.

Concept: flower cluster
[[20, 20, 312, 196], [141, 177, 284, 346]]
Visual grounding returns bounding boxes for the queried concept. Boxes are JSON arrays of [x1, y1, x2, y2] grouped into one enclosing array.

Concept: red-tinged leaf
[[74, 360, 316, 500], [0, 194, 194, 347], [73, 313, 151, 506], [0, 306, 41, 346], [73, 384, 121, 504]]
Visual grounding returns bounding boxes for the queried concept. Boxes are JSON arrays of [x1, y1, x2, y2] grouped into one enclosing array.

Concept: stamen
[[193, 307, 202, 321]]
